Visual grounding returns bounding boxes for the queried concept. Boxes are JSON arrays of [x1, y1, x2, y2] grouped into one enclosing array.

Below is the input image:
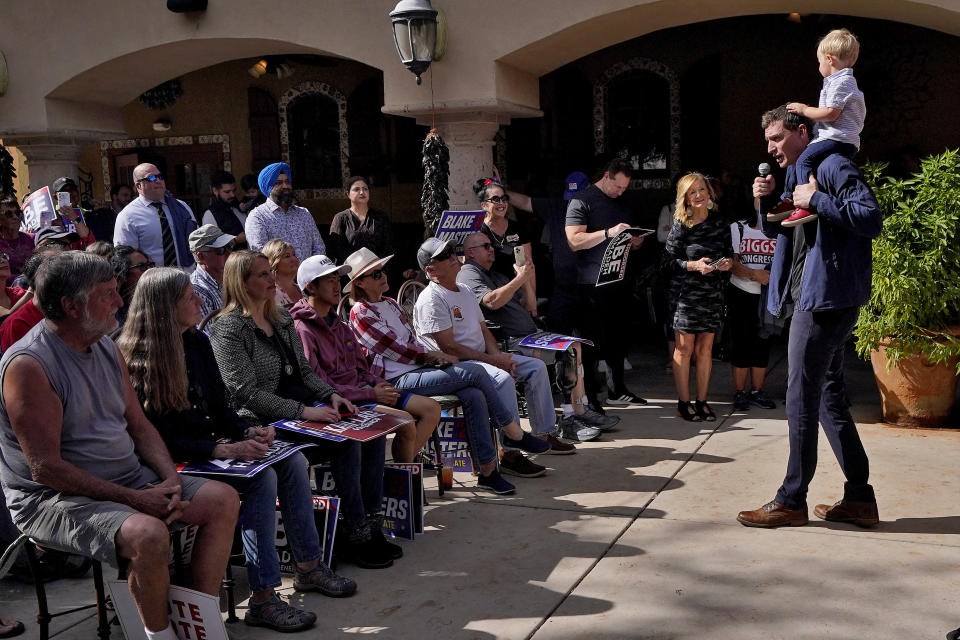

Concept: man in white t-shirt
[[728, 219, 778, 411], [413, 238, 567, 455]]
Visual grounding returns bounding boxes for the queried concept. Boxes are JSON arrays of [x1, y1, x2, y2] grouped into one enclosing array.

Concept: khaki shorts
[[13, 467, 207, 568]]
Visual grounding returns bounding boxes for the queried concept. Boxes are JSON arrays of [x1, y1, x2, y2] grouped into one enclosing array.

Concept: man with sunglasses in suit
[[115, 163, 197, 271], [188, 224, 235, 325]]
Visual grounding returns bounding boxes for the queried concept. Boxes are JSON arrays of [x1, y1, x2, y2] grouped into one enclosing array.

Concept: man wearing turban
[[245, 162, 326, 260]]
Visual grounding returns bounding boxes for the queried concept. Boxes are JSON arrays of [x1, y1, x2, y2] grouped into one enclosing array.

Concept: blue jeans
[[220, 452, 321, 592], [390, 362, 516, 466], [476, 354, 556, 436], [784, 139, 857, 199], [775, 308, 874, 508]]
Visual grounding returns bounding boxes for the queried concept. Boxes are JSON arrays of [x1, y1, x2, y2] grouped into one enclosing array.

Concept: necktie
[[153, 201, 178, 267]]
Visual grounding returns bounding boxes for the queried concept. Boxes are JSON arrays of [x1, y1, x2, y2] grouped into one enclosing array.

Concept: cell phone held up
[[513, 244, 527, 267]]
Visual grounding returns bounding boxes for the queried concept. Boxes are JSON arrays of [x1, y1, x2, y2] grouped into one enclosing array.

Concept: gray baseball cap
[[188, 224, 235, 254]]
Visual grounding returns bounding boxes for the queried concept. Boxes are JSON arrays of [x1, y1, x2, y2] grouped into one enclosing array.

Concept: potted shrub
[[854, 149, 960, 426]]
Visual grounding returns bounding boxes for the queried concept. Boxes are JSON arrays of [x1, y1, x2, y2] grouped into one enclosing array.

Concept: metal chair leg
[[431, 427, 445, 497], [24, 544, 51, 640], [92, 560, 112, 640]]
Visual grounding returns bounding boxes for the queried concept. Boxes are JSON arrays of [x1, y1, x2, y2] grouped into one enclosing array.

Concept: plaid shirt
[[349, 298, 430, 378]]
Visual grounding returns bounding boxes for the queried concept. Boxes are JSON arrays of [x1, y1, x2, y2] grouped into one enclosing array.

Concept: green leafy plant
[[854, 149, 960, 372]]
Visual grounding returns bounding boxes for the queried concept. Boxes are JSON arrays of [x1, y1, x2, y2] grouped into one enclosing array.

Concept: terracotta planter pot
[[870, 337, 960, 427]]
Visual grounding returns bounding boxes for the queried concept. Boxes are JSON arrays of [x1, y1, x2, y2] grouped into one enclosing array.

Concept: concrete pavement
[[2, 344, 958, 639]]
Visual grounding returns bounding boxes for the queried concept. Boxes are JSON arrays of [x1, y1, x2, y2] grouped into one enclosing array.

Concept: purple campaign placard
[[434, 210, 485, 253], [517, 331, 594, 351], [426, 414, 474, 473], [177, 439, 315, 478]]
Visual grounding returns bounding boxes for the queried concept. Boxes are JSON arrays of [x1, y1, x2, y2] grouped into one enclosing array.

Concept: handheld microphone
[[757, 163, 771, 224]]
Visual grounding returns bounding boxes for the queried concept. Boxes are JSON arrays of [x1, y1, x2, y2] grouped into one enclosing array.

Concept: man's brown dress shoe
[[813, 500, 879, 527], [737, 500, 809, 528]]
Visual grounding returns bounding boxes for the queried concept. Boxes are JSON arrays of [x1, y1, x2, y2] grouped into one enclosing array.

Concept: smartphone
[[513, 244, 527, 267], [56, 191, 72, 208]]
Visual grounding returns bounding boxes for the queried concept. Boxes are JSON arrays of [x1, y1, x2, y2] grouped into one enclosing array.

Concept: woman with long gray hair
[[116, 267, 356, 633]]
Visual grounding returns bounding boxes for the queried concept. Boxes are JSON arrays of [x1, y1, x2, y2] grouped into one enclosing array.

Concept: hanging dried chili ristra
[[420, 128, 449, 235]]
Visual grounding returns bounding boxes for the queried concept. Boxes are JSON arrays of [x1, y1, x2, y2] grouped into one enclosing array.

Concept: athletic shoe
[[766, 198, 795, 221], [579, 407, 620, 430], [780, 208, 818, 227], [749, 389, 776, 409], [732, 390, 750, 412], [558, 415, 601, 442], [500, 431, 551, 454], [540, 433, 576, 455], [606, 389, 647, 406], [499, 450, 547, 477], [477, 469, 516, 494]]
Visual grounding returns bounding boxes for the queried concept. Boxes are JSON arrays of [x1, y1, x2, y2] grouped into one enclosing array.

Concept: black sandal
[[695, 400, 716, 422], [677, 400, 702, 422]]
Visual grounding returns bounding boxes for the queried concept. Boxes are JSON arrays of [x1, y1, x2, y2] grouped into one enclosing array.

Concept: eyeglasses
[[430, 247, 456, 264], [128, 260, 155, 272], [484, 195, 510, 204], [203, 245, 232, 256], [0, 253, 9, 262], [136, 174, 164, 183], [465, 242, 493, 251], [362, 269, 384, 280]]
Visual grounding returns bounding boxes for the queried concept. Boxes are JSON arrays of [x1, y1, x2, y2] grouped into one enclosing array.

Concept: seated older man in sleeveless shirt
[[0, 252, 239, 640]]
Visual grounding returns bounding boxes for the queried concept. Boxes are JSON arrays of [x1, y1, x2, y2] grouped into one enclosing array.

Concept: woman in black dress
[[473, 177, 538, 315], [664, 173, 732, 421]]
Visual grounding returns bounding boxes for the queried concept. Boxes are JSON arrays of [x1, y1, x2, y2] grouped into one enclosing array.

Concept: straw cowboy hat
[[342, 247, 394, 294]]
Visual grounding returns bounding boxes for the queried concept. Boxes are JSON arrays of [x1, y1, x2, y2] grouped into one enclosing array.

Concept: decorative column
[[1, 132, 108, 195], [418, 112, 505, 210]]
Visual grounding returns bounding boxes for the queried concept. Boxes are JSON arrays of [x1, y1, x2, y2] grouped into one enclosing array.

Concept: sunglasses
[[136, 174, 164, 183], [465, 242, 493, 251], [430, 247, 456, 264], [129, 260, 155, 272], [203, 245, 232, 256], [484, 195, 510, 204], [362, 269, 385, 280]]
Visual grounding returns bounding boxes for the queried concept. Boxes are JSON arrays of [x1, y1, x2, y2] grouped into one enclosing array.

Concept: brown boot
[[737, 500, 808, 528], [813, 500, 879, 528]]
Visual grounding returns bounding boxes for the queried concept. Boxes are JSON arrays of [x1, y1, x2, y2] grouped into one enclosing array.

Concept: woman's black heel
[[695, 400, 716, 422], [677, 400, 701, 422]]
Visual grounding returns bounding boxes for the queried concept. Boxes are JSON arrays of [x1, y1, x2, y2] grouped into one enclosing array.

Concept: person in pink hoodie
[[291, 255, 441, 463]]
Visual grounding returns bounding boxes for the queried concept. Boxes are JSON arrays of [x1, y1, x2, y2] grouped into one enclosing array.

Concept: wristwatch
[[604, 227, 609, 239]]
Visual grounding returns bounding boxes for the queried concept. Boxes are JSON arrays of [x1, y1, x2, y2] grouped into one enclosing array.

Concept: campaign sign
[[60, 208, 87, 235], [106, 581, 228, 640], [425, 413, 474, 473], [275, 408, 409, 443], [177, 439, 315, 478], [434, 210, 485, 252], [270, 418, 347, 442], [21, 187, 57, 231], [517, 331, 595, 351], [595, 227, 655, 287], [314, 464, 418, 541], [276, 495, 339, 573], [380, 466, 415, 540], [169, 525, 198, 571], [385, 462, 424, 534]]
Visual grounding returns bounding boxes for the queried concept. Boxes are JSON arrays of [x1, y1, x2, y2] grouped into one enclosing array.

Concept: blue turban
[[258, 162, 291, 197]]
